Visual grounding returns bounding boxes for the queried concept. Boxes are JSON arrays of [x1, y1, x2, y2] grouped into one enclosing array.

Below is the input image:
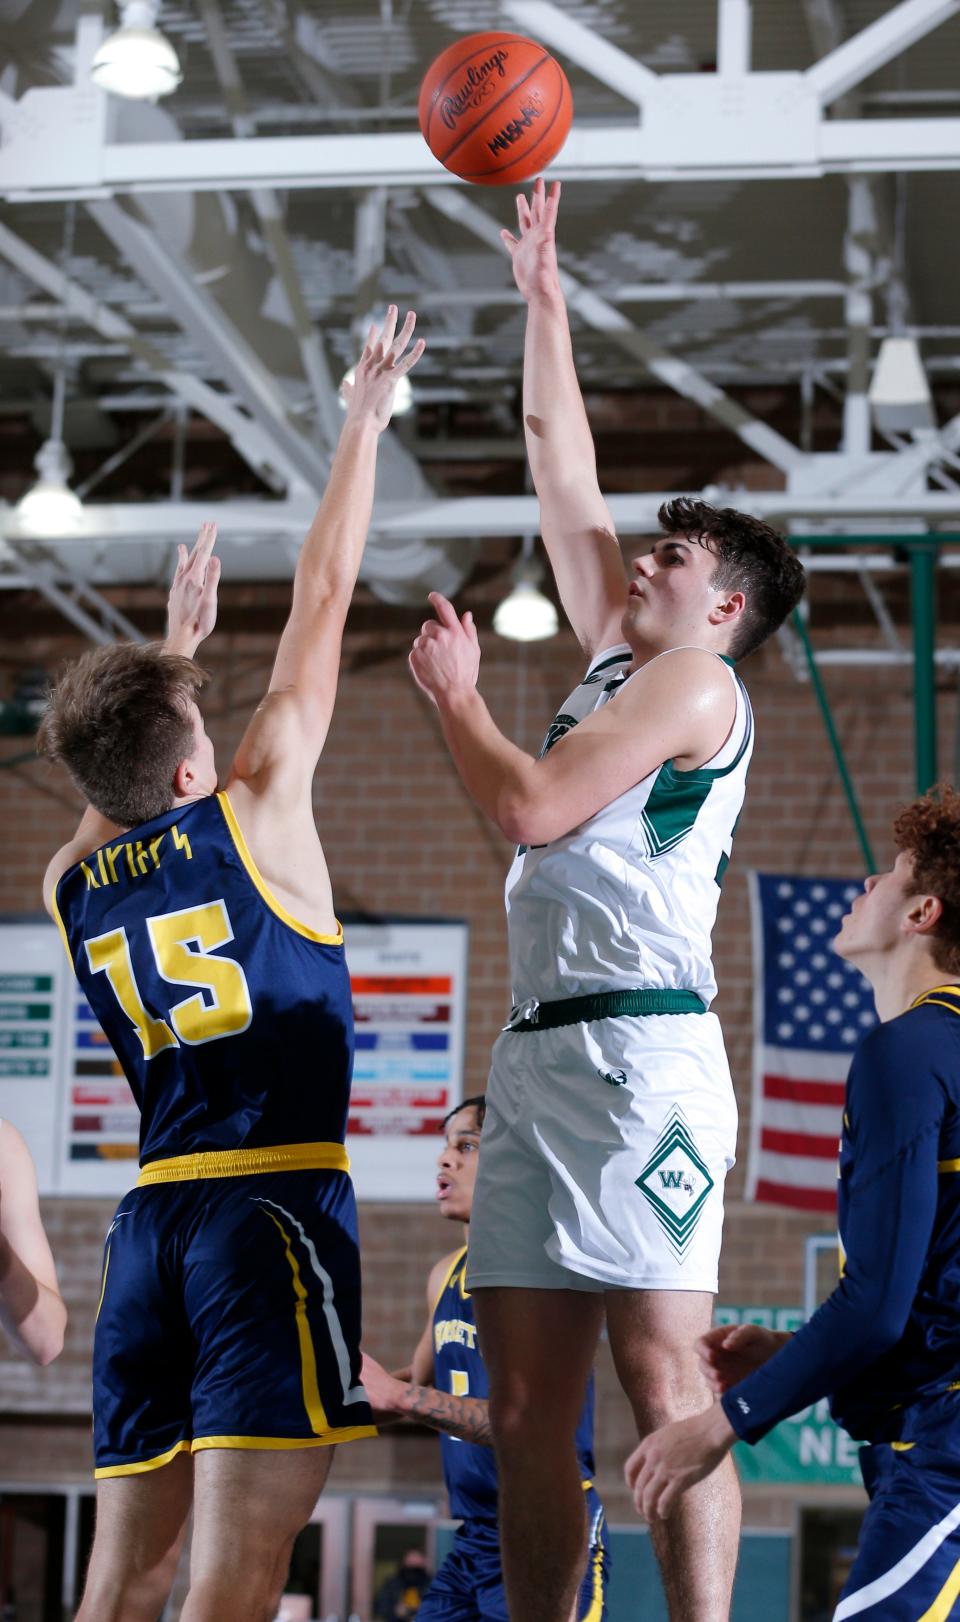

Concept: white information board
[[0, 917, 468, 1202]]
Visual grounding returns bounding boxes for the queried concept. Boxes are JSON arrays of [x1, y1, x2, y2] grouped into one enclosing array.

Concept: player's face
[[834, 852, 917, 962], [621, 536, 734, 654], [436, 1106, 482, 1224]]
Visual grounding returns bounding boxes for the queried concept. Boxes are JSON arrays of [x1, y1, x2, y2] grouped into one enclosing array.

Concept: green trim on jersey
[[582, 650, 631, 685], [640, 683, 753, 860]]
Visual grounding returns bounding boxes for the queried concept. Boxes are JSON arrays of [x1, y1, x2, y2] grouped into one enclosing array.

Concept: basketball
[[418, 32, 572, 186]]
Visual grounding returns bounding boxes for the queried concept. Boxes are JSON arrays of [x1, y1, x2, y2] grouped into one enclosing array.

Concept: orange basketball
[[418, 32, 572, 187]]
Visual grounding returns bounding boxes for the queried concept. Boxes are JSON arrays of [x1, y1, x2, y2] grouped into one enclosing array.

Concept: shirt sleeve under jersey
[[721, 1019, 944, 1445]]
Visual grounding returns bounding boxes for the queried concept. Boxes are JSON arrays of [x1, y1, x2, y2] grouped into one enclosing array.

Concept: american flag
[[745, 872, 878, 1212]]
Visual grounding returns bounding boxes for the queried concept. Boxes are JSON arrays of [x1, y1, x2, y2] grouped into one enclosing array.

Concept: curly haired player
[[629, 788, 960, 1622]]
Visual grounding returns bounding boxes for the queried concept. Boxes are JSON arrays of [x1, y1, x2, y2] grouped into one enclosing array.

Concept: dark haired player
[[39, 309, 424, 1622], [629, 788, 960, 1621], [407, 179, 806, 1622], [362, 1097, 608, 1622]]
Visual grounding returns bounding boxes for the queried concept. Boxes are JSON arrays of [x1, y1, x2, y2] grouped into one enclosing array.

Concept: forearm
[[436, 689, 540, 840], [0, 1242, 65, 1366], [524, 290, 599, 501], [396, 1381, 493, 1445], [294, 417, 380, 606]]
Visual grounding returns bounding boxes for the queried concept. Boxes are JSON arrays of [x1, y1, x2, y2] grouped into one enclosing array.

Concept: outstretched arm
[[0, 1124, 66, 1366], [503, 179, 626, 658], [227, 308, 425, 799]]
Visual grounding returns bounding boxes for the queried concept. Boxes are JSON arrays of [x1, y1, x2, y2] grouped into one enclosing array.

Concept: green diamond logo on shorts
[[635, 1107, 714, 1260]]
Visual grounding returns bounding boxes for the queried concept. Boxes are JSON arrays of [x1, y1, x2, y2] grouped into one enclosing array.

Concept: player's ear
[[709, 590, 745, 629], [904, 891, 943, 940], [172, 755, 194, 798]]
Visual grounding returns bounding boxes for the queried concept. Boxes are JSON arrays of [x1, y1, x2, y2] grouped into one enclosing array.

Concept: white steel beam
[[3, 544, 146, 643], [7, 102, 960, 193], [718, 0, 752, 77], [426, 188, 804, 476], [86, 200, 329, 493], [804, 0, 960, 109], [501, 1, 656, 107], [0, 220, 294, 492]]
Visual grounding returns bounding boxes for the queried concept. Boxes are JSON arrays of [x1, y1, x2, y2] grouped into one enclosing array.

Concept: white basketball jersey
[[505, 644, 754, 1009]]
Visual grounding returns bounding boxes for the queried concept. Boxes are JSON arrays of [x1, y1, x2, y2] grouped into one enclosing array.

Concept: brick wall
[[0, 603, 956, 1534]]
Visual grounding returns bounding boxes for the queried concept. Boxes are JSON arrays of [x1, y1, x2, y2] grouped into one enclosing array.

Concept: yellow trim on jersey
[[580, 1517, 606, 1622], [217, 792, 343, 945], [260, 1204, 330, 1434], [136, 1141, 349, 1186], [94, 1440, 192, 1479], [917, 1554, 960, 1622], [432, 1246, 468, 1317], [918, 999, 960, 1018], [191, 1428, 377, 1453], [911, 984, 960, 1007], [94, 1427, 376, 1477], [938, 1160, 960, 1174], [891, 1441, 916, 1452], [50, 881, 74, 966]]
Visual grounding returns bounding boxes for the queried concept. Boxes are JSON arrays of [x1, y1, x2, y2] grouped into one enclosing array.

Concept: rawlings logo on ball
[[439, 50, 509, 130]]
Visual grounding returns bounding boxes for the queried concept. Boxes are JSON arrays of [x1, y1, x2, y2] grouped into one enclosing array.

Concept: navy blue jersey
[[724, 989, 960, 1446], [433, 1246, 597, 1521], [54, 792, 353, 1167]]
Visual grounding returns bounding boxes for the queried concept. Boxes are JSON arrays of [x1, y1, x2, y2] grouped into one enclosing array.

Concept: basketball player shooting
[[407, 179, 805, 1622], [38, 309, 424, 1622]]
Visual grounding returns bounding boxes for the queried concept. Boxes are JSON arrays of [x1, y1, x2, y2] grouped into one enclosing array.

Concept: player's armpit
[[225, 687, 313, 804]]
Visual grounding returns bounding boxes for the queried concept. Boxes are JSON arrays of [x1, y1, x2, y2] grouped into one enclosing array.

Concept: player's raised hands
[[409, 592, 481, 706], [500, 176, 562, 303], [341, 306, 426, 432], [166, 520, 220, 657], [696, 1323, 788, 1395]]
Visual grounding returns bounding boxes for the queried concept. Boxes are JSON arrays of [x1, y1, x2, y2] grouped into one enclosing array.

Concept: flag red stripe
[[753, 1178, 837, 1212], [760, 1127, 838, 1159], [763, 1074, 847, 1107]]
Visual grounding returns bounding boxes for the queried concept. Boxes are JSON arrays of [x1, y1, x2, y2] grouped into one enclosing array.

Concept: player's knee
[[489, 1385, 578, 1460], [623, 1343, 709, 1435]]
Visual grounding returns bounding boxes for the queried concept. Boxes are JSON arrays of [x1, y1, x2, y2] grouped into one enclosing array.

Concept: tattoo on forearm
[[403, 1384, 493, 1445]]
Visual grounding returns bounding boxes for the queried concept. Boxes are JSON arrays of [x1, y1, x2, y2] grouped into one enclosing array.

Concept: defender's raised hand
[[696, 1323, 788, 1396], [500, 177, 562, 303], [341, 306, 426, 432], [409, 592, 481, 706], [166, 520, 220, 657]]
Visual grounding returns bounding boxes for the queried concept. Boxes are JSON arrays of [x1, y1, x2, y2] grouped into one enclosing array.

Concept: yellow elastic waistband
[[137, 1141, 350, 1186]]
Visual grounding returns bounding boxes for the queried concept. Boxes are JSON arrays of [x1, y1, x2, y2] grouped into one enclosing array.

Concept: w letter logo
[[659, 1170, 685, 1190]]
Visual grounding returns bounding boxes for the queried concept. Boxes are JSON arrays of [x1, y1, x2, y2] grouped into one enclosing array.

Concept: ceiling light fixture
[[14, 203, 84, 538], [90, 0, 182, 100], [493, 540, 558, 642], [15, 438, 84, 536]]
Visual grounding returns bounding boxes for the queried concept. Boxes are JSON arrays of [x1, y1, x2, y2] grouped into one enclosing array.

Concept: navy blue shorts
[[92, 1168, 375, 1478], [417, 1489, 609, 1622], [833, 1443, 960, 1620]]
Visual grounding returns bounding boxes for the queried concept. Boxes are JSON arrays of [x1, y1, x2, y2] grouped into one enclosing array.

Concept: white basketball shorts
[[467, 1011, 737, 1293]]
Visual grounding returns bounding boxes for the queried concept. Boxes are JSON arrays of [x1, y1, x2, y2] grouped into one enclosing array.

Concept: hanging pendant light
[[14, 204, 84, 538], [493, 540, 558, 642], [14, 438, 84, 536], [90, 0, 182, 100]]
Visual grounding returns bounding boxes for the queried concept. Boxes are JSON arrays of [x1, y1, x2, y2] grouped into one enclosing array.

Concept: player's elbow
[[31, 1299, 67, 1366], [496, 788, 564, 846]]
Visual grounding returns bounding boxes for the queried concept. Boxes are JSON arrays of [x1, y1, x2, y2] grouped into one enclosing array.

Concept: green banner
[[0, 1029, 51, 1049], [716, 1306, 863, 1486], [0, 1058, 50, 1077], [0, 1003, 51, 1023], [0, 975, 53, 993]]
